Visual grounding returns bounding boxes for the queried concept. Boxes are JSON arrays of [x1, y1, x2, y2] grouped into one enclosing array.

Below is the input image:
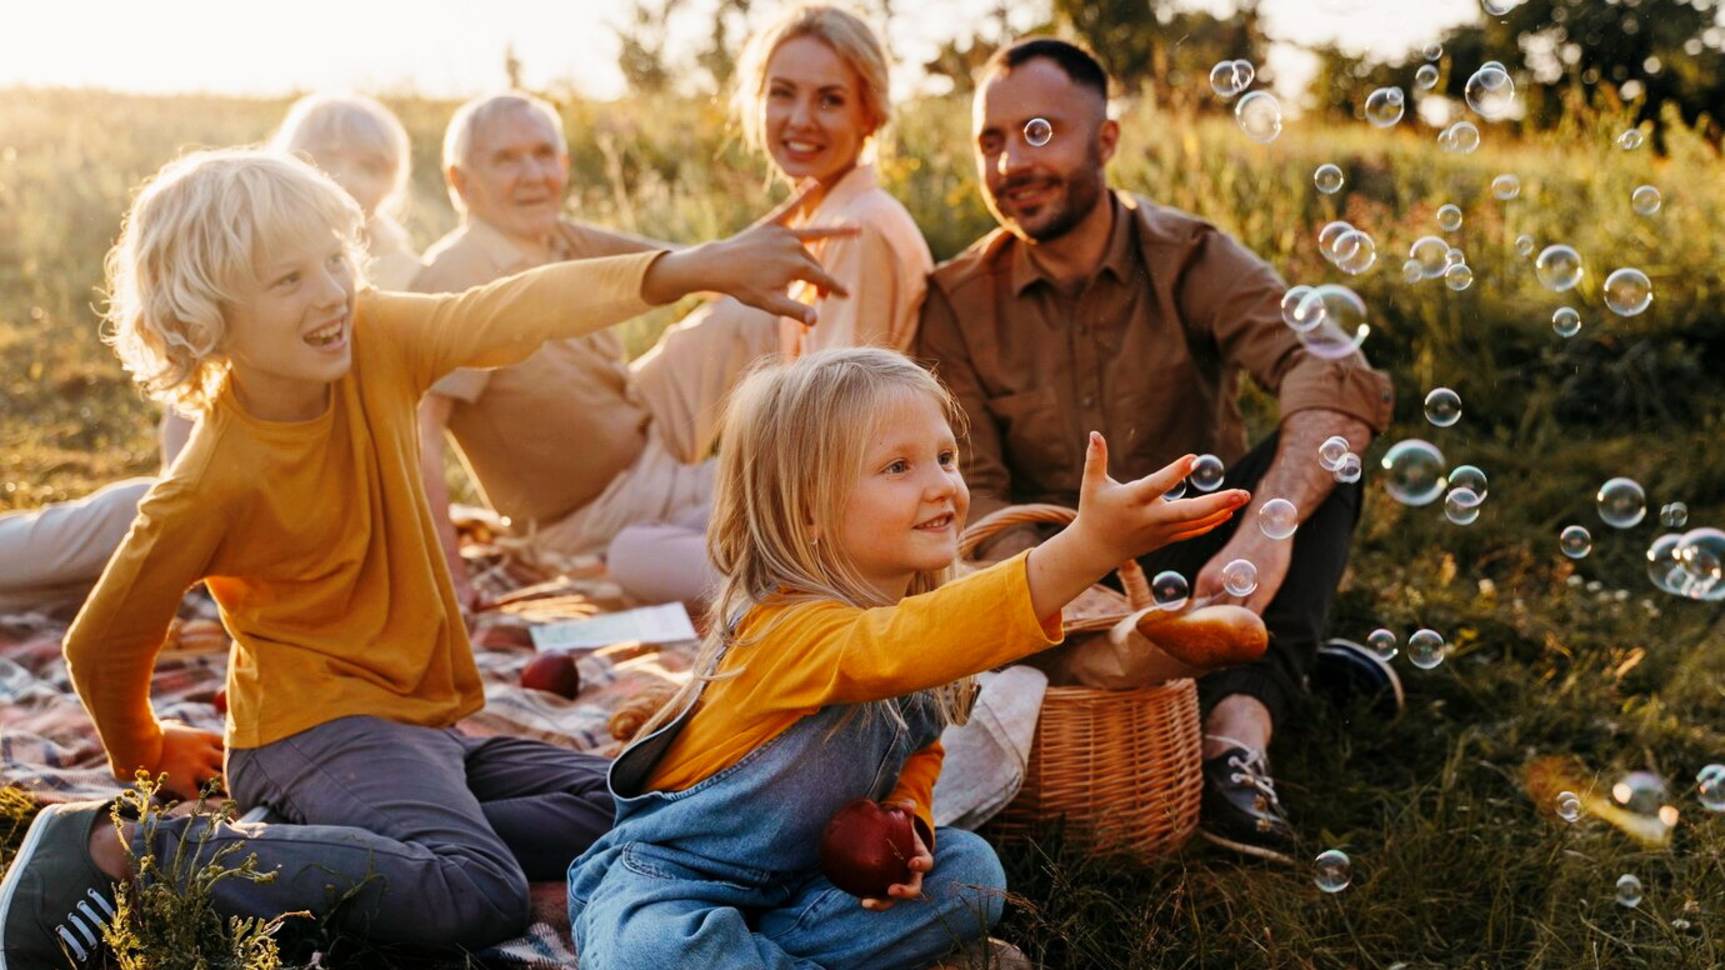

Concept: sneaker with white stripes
[[0, 801, 122, 967]]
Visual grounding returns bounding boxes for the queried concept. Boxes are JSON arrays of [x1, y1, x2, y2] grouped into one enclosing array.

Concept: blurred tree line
[[608, 0, 1723, 140]]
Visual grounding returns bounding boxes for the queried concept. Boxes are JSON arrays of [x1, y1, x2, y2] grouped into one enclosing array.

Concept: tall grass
[[1, 86, 1722, 966]]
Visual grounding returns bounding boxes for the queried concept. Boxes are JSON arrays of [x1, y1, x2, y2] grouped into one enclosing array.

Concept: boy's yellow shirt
[[645, 554, 1063, 838], [63, 253, 660, 778]]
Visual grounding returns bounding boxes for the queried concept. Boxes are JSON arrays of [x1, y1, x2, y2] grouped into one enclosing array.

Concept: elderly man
[[415, 92, 776, 608], [915, 39, 1399, 861]]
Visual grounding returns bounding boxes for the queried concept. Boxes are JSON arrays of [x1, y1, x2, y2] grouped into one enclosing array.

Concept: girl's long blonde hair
[[633, 348, 975, 742], [731, 3, 893, 172]]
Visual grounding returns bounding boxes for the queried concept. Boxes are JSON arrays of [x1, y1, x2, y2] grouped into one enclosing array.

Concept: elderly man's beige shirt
[[413, 218, 656, 527], [916, 191, 1395, 524]]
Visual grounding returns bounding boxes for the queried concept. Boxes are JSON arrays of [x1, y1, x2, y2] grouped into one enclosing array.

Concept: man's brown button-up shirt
[[915, 191, 1395, 525]]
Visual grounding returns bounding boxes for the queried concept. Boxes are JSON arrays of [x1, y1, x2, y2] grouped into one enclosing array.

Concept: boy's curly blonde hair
[[101, 148, 365, 412]]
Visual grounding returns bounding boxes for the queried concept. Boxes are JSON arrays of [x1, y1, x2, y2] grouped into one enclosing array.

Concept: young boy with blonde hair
[[0, 146, 847, 965]]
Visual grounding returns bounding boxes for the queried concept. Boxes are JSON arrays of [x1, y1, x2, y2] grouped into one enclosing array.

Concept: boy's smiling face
[[222, 232, 357, 422]]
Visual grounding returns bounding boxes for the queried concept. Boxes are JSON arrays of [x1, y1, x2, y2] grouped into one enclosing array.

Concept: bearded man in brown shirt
[[916, 39, 1398, 862]]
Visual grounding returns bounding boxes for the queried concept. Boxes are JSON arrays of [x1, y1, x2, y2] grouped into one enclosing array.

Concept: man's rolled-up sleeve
[[1179, 228, 1394, 433]]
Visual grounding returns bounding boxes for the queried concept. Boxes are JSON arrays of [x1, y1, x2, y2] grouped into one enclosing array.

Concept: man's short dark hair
[[983, 38, 1111, 101]]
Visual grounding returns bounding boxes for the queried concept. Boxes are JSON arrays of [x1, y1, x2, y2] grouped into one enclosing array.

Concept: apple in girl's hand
[[820, 799, 917, 898], [212, 688, 228, 716], [520, 651, 581, 699]]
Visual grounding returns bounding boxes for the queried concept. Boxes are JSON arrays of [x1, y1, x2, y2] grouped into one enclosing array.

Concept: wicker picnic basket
[[960, 504, 1204, 863]]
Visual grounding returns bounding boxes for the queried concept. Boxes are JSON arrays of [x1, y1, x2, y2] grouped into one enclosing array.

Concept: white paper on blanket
[[529, 602, 698, 652]]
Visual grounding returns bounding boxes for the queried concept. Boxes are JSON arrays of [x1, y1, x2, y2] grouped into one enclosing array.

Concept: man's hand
[[1194, 529, 1292, 615], [642, 181, 858, 323], [152, 722, 225, 800], [860, 803, 933, 913]]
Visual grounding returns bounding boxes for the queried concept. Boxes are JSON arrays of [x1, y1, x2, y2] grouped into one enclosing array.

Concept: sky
[[0, 0, 1483, 103]]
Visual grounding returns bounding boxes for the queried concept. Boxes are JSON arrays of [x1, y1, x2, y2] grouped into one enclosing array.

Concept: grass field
[[2, 84, 1724, 967]]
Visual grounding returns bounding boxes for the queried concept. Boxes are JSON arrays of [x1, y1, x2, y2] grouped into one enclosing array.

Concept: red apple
[[520, 651, 581, 699], [212, 688, 228, 716], [819, 799, 917, 899]]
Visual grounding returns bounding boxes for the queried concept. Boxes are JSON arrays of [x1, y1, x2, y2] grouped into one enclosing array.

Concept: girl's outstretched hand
[[641, 180, 858, 324], [860, 804, 933, 913], [1028, 433, 1249, 621]]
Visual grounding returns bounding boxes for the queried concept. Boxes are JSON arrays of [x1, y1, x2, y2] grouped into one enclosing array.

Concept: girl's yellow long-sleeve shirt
[[63, 253, 662, 779], [646, 554, 1063, 837]]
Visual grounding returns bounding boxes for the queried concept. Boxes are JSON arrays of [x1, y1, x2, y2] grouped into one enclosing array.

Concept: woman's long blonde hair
[[633, 348, 975, 742], [731, 4, 893, 172]]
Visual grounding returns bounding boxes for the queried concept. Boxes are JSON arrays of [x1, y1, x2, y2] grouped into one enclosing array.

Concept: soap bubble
[[1617, 128, 1644, 150], [1317, 220, 1356, 262], [1482, 0, 1524, 15], [1422, 43, 1443, 61], [1313, 849, 1352, 893], [1445, 247, 1465, 268], [1560, 525, 1593, 558], [1535, 245, 1584, 292], [1209, 59, 1255, 100], [1292, 285, 1370, 360], [1698, 764, 1725, 812], [1259, 498, 1299, 540], [1401, 259, 1424, 284], [1615, 874, 1643, 908], [1448, 464, 1488, 499], [1603, 267, 1653, 316], [1646, 533, 1690, 594], [1333, 230, 1378, 275], [1596, 477, 1646, 529], [1631, 185, 1661, 215], [1023, 118, 1052, 147], [1660, 502, 1688, 529], [1318, 435, 1351, 471], [1151, 570, 1190, 610], [1366, 628, 1398, 661], [1675, 527, 1725, 601], [1364, 86, 1406, 127], [1556, 791, 1582, 822], [1162, 479, 1188, 501], [1444, 487, 1482, 525], [1424, 387, 1462, 427], [1222, 558, 1259, 597], [1190, 454, 1226, 491], [1407, 628, 1446, 669], [1613, 771, 1671, 820], [1551, 306, 1582, 338], [1415, 63, 1439, 91], [1444, 263, 1474, 291], [1314, 163, 1344, 194], [1281, 285, 1321, 331], [1491, 174, 1521, 200], [1235, 91, 1283, 143], [1439, 121, 1481, 153], [1465, 63, 1516, 119], [1335, 453, 1362, 484], [1409, 235, 1450, 279], [1514, 236, 1535, 259], [1437, 204, 1464, 232], [1381, 439, 1447, 506]]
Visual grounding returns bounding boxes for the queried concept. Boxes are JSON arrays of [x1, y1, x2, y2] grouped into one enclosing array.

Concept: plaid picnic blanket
[[0, 540, 696, 969]]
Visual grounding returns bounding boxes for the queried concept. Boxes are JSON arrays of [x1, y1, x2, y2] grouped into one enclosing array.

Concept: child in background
[[269, 92, 422, 289], [568, 348, 1249, 968], [0, 148, 849, 965]]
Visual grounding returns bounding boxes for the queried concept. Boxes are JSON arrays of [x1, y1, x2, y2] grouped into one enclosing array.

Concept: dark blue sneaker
[[1312, 638, 1405, 721], [0, 801, 121, 968]]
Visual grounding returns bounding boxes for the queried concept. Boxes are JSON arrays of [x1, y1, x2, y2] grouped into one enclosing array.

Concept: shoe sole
[[1196, 828, 1295, 866], [0, 802, 63, 970], [1317, 640, 1406, 719]]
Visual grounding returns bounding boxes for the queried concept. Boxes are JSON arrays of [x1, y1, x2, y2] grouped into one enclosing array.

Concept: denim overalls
[[568, 679, 1006, 969]]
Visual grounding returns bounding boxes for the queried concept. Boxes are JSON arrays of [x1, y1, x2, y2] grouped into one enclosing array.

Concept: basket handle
[[958, 503, 1152, 611]]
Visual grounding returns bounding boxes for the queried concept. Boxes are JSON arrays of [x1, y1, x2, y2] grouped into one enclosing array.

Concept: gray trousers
[[134, 716, 613, 948]]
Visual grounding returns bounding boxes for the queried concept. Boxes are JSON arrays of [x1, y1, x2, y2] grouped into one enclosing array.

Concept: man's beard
[[1021, 167, 1105, 243]]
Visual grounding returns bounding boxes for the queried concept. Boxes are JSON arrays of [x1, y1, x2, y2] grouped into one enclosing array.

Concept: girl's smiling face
[[830, 389, 970, 601], [761, 35, 875, 187]]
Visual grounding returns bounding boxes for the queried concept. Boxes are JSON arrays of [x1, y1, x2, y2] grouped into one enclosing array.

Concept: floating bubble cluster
[[1439, 121, 1481, 153], [1407, 628, 1446, 669], [1560, 525, 1593, 559], [1333, 230, 1378, 275], [1319, 435, 1351, 471], [1152, 570, 1190, 610], [1465, 63, 1516, 119], [1381, 439, 1447, 506], [1023, 118, 1052, 147], [1318, 220, 1355, 261], [1535, 245, 1584, 291], [1631, 185, 1661, 215], [1235, 91, 1283, 143], [1596, 477, 1646, 529], [1604, 267, 1653, 316], [1222, 558, 1259, 597], [1209, 59, 1255, 100], [1259, 498, 1299, 540], [1444, 487, 1482, 525], [1314, 163, 1344, 194], [1190, 454, 1225, 491], [1424, 387, 1462, 427], [1491, 174, 1521, 200], [1660, 502, 1688, 529], [1365, 86, 1406, 127], [1314, 850, 1352, 893], [1551, 306, 1582, 338]]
